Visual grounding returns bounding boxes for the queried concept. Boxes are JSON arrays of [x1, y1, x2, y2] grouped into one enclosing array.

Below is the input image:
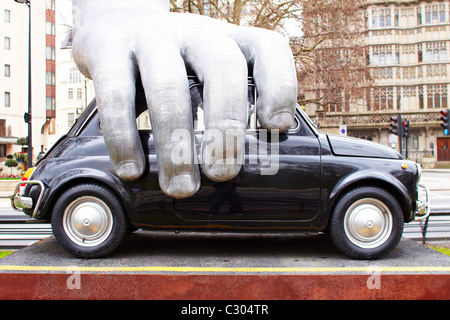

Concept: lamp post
[[14, 0, 32, 169]]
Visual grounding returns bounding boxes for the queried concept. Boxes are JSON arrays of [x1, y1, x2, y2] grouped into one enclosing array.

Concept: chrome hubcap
[[344, 198, 393, 249], [63, 196, 113, 247]]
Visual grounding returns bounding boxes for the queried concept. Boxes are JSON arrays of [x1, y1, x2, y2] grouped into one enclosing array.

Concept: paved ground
[[0, 231, 448, 275]]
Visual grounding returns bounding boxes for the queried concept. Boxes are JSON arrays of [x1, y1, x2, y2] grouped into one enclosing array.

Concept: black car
[[11, 78, 429, 259]]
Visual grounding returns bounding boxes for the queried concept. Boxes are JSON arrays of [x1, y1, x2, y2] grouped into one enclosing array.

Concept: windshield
[[296, 105, 319, 136]]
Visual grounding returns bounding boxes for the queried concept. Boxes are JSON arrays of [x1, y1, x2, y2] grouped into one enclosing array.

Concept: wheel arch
[[324, 175, 412, 227], [40, 175, 131, 221]]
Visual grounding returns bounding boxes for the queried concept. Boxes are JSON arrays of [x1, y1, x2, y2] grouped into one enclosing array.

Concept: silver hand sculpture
[[72, 0, 297, 199]]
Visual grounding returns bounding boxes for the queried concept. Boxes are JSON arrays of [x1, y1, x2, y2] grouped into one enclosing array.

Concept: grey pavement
[[0, 231, 449, 275], [421, 169, 450, 191]]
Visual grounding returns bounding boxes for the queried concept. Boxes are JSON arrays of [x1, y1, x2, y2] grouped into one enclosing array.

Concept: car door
[[173, 83, 322, 221]]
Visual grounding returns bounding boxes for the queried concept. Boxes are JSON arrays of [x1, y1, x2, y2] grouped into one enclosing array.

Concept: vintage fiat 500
[[11, 78, 429, 259]]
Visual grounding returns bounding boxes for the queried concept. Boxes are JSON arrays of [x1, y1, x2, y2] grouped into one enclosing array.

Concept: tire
[[330, 186, 404, 260], [51, 184, 127, 258]]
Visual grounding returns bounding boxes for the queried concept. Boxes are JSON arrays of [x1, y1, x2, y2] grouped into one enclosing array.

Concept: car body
[[11, 78, 430, 259]]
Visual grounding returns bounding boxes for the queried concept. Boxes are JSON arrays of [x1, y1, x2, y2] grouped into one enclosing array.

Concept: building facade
[[305, 0, 450, 167], [0, 0, 56, 166], [55, 28, 95, 138]]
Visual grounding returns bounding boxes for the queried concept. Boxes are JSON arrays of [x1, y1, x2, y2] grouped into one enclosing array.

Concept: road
[[0, 170, 449, 248]]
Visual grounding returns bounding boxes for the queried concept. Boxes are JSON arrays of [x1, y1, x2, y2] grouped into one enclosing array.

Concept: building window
[[68, 88, 73, 100], [394, 9, 399, 27], [46, 97, 55, 111], [372, 45, 393, 65], [67, 113, 75, 127], [0, 145, 6, 157], [427, 85, 448, 109], [46, 46, 55, 60], [4, 92, 10, 107], [417, 6, 422, 25], [4, 37, 10, 50], [418, 44, 423, 62], [46, 22, 55, 35], [4, 65, 10, 77], [425, 4, 446, 24], [4, 10, 10, 23], [373, 87, 394, 111], [46, 0, 55, 10], [424, 42, 447, 62], [69, 67, 81, 83], [372, 8, 392, 28], [77, 88, 83, 100], [46, 72, 55, 85]]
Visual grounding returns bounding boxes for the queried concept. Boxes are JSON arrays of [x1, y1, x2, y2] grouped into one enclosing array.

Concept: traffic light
[[24, 112, 31, 124], [390, 114, 402, 137], [402, 119, 410, 138], [441, 109, 449, 136]]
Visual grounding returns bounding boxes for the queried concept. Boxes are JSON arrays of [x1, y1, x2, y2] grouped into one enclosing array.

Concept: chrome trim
[[414, 183, 430, 221], [75, 106, 97, 136], [10, 181, 45, 218], [416, 163, 422, 184]]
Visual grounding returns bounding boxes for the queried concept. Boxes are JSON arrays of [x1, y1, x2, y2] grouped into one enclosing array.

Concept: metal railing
[[0, 219, 52, 249], [403, 210, 450, 243]]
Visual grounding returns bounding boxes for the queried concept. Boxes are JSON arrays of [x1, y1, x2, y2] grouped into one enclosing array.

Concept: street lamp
[[14, 0, 32, 169]]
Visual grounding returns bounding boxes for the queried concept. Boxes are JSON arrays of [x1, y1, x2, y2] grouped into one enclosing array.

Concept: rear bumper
[[10, 181, 45, 218], [413, 183, 430, 221]]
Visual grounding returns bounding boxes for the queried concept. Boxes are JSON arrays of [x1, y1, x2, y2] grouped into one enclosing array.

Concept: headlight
[[416, 163, 422, 184]]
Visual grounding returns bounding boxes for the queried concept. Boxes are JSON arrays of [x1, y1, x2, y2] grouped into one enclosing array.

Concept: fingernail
[[267, 112, 293, 131], [164, 173, 200, 199], [116, 162, 144, 181], [203, 159, 241, 182]]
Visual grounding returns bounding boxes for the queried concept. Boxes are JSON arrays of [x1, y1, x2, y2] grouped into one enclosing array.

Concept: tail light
[[19, 168, 35, 193]]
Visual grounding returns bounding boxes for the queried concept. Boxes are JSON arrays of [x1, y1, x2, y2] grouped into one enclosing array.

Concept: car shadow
[[113, 230, 344, 261]]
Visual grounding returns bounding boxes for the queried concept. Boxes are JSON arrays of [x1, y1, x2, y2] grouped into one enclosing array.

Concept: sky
[[55, 0, 73, 29], [54, 0, 302, 37]]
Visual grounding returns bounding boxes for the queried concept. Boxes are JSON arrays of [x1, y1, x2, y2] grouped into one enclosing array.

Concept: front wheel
[[330, 186, 404, 260], [51, 184, 127, 258]]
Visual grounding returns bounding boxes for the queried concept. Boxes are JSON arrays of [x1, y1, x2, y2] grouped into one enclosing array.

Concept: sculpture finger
[[182, 32, 248, 182], [87, 52, 145, 181], [137, 41, 200, 198], [229, 27, 297, 131]]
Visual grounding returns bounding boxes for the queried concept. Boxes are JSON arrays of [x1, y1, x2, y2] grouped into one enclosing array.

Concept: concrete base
[[1, 232, 449, 300], [0, 273, 449, 300]]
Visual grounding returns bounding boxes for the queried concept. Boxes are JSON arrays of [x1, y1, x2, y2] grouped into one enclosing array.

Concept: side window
[[136, 79, 302, 134], [136, 111, 152, 130], [191, 84, 205, 132]]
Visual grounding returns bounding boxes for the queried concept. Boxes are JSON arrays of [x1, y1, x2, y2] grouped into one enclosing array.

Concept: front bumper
[[413, 183, 430, 221], [10, 180, 45, 218]]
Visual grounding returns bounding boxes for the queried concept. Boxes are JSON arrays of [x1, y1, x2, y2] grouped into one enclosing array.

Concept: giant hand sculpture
[[72, 0, 297, 199]]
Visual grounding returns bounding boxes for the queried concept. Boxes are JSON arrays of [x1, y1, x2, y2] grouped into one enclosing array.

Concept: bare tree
[[170, 0, 373, 111], [171, 0, 301, 30], [293, 0, 372, 112]]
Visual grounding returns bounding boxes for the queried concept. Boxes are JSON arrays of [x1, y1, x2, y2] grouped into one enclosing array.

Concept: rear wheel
[[51, 184, 127, 258], [330, 186, 404, 260]]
